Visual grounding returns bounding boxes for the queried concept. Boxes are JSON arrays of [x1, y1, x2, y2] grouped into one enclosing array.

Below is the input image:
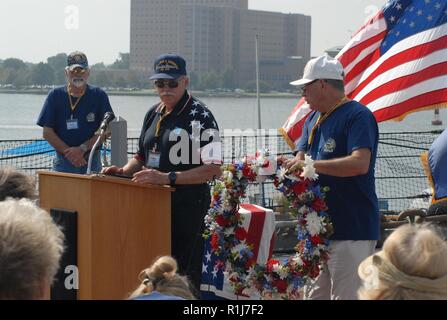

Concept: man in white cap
[[283, 55, 380, 300]]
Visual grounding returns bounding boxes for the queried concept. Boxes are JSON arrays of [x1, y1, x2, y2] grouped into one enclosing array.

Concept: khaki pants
[[303, 240, 376, 300]]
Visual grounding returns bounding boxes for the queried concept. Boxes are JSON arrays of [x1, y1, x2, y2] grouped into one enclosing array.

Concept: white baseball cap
[[290, 55, 344, 86]]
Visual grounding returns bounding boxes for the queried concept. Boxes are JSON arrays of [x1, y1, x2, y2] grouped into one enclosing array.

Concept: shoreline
[[0, 88, 298, 99]]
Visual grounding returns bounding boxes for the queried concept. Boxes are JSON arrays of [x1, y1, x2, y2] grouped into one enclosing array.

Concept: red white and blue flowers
[[203, 151, 333, 299]]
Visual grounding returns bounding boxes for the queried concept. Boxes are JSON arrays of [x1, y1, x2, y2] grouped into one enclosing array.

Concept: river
[[0, 92, 445, 140]]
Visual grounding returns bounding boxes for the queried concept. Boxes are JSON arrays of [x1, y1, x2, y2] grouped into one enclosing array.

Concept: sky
[[0, 0, 387, 65]]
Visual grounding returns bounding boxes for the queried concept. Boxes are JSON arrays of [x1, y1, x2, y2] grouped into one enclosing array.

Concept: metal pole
[[255, 34, 261, 130], [255, 34, 266, 207], [86, 135, 103, 175]]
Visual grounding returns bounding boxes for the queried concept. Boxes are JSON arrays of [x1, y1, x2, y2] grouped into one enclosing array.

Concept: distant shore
[[0, 88, 298, 99]]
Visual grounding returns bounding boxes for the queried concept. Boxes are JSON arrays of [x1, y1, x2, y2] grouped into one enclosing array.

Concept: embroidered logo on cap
[[155, 60, 180, 72]]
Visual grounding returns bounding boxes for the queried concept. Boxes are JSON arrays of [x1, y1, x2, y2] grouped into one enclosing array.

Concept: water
[[0, 92, 445, 140]]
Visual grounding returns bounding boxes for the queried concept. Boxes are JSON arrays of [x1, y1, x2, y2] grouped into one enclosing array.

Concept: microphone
[[87, 112, 115, 174], [100, 112, 115, 131]]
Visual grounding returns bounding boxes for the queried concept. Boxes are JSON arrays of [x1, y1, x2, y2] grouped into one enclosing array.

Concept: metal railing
[[1, 130, 443, 212]]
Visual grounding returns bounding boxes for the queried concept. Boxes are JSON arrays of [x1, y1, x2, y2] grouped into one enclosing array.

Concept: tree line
[[0, 53, 144, 89], [0, 53, 276, 92]]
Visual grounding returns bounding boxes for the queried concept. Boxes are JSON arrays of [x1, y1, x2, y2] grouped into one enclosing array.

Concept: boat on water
[[432, 108, 443, 126]]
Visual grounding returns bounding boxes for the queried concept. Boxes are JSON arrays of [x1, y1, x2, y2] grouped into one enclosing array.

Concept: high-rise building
[[130, 0, 310, 89]]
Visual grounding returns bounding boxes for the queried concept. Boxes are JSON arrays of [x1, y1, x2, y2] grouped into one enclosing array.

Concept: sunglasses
[[69, 68, 87, 75], [154, 78, 181, 89]]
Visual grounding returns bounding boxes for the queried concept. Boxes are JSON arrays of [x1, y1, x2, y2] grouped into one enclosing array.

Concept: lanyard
[[155, 105, 171, 137], [67, 85, 85, 114], [307, 96, 349, 146]]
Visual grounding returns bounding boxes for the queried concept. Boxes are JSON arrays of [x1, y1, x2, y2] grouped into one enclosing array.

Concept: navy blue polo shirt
[[136, 91, 220, 174], [428, 129, 447, 200], [297, 100, 380, 240], [37, 85, 113, 146]]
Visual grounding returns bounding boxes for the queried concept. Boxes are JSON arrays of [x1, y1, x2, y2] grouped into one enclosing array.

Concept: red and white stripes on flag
[[280, 0, 447, 150], [200, 204, 276, 300], [239, 203, 276, 265]]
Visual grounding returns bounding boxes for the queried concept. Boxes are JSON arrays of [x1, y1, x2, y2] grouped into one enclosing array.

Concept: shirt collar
[[156, 90, 190, 115]]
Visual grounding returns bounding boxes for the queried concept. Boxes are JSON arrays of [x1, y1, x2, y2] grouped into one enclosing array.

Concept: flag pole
[[255, 34, 266, 207], [255, 34, 261, 130]]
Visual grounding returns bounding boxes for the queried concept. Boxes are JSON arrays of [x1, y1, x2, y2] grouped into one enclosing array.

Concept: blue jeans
[[53, 151, 101, 174]]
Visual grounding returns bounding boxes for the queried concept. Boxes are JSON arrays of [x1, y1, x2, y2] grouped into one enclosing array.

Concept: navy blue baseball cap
[[67, 51, 89, 70], [149, 53, 187, 80]]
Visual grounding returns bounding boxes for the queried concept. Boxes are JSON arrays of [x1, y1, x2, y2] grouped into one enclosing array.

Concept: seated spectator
[[0, 199, 64, 299], [128, 256, 196, 300], [358, 223, 447, 300], [0, 166, 36, 201]]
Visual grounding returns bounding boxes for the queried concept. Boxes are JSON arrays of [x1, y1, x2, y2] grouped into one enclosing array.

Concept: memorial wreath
[[203, 151, 333, 299]]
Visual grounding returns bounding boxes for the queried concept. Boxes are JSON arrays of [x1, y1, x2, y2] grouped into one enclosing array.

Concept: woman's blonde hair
[[358, 223, 447, 300], [128, 256, 196, 300]]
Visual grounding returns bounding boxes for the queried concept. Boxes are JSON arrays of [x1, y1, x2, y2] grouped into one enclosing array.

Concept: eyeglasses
[[154, 78, 182, 89], [298, 79, 319, 94]]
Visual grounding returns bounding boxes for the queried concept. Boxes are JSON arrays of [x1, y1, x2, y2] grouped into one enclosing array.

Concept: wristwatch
[[79, 143, 88, 153], [168, 171, 177, 186]]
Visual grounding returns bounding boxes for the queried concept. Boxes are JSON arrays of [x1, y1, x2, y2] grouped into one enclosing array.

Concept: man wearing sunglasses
[[283, 55, 380, 300], [103, 53, 221, 293], [37, 51, 113, 174]]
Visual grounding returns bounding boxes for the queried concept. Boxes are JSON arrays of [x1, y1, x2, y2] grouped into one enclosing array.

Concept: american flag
[[200, 204, 276, 300], [280, 0, 447, 149]]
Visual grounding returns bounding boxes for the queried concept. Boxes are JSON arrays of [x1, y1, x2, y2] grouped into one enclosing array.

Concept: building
[[130, 0, 311, 89]]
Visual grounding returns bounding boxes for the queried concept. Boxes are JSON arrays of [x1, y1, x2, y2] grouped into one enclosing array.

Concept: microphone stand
[[86, 130, 106, 175]]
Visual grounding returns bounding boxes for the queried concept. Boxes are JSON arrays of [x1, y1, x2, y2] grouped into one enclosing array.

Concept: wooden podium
[[38, 171, 173, 300]]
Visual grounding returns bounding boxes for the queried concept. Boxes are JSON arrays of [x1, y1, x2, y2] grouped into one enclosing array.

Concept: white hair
[[0, 199, 64, 299]]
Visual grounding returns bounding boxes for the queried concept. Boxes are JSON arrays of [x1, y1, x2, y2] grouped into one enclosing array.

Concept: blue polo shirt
[[37, 85, 113, 147], [297, 100, 380, 240], [428, 129, 447, 200]]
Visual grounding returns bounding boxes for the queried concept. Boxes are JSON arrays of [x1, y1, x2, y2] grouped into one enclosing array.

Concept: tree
[[0, 68, 8, 84], [188, 71, 199, 90], [110, 53, 129, 69], [47, 53, 68, 85], [127, 70, 143, 88], [2, 58, 27, 70], [115, 76, 127, 88], [5, 68, 30, 87], [200, 70, 221, 89], [242, 80, 271, 93], [31, 63, 55, 86], [91, 62, 107, 70], [15, 69, 32, 87], [94, 71, 111, 87], [221, 68, 235, 89]]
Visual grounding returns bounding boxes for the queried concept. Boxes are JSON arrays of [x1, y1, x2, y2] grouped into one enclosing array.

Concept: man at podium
[[102, 53, 221, 293]]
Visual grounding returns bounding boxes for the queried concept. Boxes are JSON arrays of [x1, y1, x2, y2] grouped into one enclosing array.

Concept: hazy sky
[[1, 0, 387, 64]]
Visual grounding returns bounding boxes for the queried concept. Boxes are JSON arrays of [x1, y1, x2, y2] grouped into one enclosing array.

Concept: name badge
[[148, 151, 161, 168], [66, 118, 79, 130]]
